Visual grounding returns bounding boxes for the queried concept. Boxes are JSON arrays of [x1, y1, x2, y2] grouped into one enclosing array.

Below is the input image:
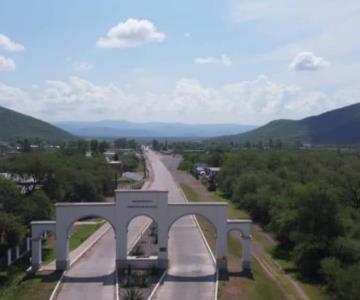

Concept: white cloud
[[0, 82, 31, 111], [0, 34, 25, 52], [74, 62, 94, 72], [0, 55, 16, 71], [97, 19, 166, 49], [194, 54, 233, 66], [2, 75, 357, 124], [289, 52, 329, 71]]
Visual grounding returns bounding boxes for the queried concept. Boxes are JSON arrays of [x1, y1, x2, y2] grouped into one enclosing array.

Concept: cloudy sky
[[0, 0, 359, 125]]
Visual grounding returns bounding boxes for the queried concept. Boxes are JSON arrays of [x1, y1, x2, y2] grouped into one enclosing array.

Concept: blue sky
[[0, 0, 359, 125]]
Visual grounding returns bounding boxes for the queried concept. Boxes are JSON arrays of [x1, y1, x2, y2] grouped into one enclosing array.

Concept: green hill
[[0, 106, 76, 143], [210, 103, 360, 145]]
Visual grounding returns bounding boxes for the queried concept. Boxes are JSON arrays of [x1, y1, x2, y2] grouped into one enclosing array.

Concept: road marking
[[147, 269, 167, 300], [49, 272, 64, 300]]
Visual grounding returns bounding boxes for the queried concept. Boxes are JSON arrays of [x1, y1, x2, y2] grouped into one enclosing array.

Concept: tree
[[23, 191, 53, 223], [152, 139, 159, 151], [22, 139, 32, 152], [90, 139, 99, 154], [98, 141, 109, 154], [0, 177, 23, 215], [114, 138, 127, 149], [0, 212, 26, 247], [321, 258, 360, 300], [127, 139, 137, 149]]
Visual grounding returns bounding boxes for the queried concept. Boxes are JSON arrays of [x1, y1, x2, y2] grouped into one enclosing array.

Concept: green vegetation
[[180, 148, 360, 299], [180, 183, 199, 202], [209, 102, 360, 145], [118, 153, 141, 172], [0, 267, 61, 300], [114, 138, 138, 150], [219, 150, 360, 299], [0, 152, 115, 250], [0, 221, 104, 300], [0, 105, 75, 143]]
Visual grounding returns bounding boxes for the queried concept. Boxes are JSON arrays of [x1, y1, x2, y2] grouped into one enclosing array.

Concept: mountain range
[[0, 106, 75, 143], [2, 102, 360, 145], [54, 120, 256, 138], [210, 103, 360, 145]]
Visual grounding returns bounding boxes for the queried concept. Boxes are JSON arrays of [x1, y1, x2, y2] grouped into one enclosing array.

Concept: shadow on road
[[163, 273, 216, 283], [219, 269, 254, 281], [62, 271, 115, 285]]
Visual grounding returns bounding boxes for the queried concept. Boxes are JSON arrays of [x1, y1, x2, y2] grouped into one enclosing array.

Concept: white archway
[[31, 190, 252, 272]]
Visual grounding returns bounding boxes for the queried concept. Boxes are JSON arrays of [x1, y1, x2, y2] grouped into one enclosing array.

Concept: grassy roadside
[[180, 183, 286, 300], [0, 222, 104, 300]]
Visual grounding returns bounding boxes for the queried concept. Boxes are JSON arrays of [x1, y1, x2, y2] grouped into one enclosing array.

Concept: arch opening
[[39, 229, 57, 267], [66, 214, 116, 236], [65, 215, 116, 267], [127, 214, 159, 258], [226, 228, 245, 273], [168, 213, 217, 273]]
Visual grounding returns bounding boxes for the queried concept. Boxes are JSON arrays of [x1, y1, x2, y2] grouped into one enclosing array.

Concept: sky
[[0, 0, 359, 125]]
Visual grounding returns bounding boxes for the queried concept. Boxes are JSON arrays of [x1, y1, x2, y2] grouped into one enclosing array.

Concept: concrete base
[[242, 260, 251, 270], [116, 259, 127, 270], [31, 263, 41, 272], [217, 258, 227, 271], [157, 258, 168, 269], [56, 259, 70, 270], [117, 257, 168, 270]]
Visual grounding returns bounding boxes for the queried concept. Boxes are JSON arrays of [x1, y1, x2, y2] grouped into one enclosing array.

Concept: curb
[[49, 272, 64, 300], [115, 265, 119, 300]]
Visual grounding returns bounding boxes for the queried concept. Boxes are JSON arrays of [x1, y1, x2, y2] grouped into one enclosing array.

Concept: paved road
[[147, 151, 216, 300], [56, 150, 216, 300]]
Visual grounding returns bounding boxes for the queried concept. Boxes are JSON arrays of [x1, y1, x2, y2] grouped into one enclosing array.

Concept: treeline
[[218, 150, 360, 299], [179, 147, 225, 170], [181, 148, 360, 299], [0, 152, 115, 251]]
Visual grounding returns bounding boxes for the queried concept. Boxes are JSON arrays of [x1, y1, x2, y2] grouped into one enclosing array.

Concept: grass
[[136, 160, 145, 173], [0, 269, 62, 300], [180, 183, 200, 202], [211, 191, 250, 219], [69, 222, 104, 251], [0, 221, 105, 300]]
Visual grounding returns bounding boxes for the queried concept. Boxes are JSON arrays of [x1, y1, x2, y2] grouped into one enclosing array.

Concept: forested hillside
[[0, 106, 75, 143], [211, 103, 360, 145]]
